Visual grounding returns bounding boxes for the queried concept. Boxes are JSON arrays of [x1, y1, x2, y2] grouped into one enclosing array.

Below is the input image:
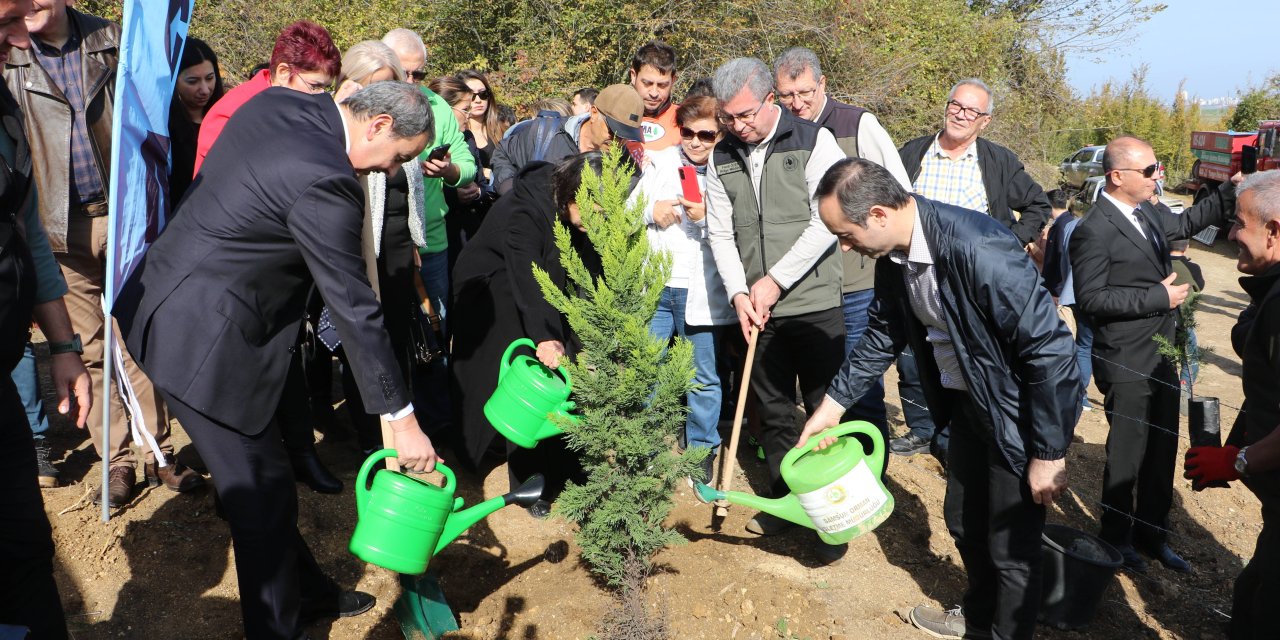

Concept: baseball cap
[[593, 84, 644, 142]]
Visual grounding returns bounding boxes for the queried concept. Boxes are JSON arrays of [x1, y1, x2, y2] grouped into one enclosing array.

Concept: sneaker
[[1081, 397, 1093, 412], [908, 605, 990, 639], [890, 433, 931, 456], [745, 511, 794, 536], [34, 437, 59, 488]]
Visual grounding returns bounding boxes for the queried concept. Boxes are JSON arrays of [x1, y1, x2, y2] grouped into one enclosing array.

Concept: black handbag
[[410, 270, 446, 367]]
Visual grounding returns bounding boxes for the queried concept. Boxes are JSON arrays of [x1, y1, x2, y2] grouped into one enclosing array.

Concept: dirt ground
[[34, 222, 1261, 640]]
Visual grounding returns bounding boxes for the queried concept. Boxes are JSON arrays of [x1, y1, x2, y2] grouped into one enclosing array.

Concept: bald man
[[1069, 136, 1240, 573], [381, 28, 426, 83]]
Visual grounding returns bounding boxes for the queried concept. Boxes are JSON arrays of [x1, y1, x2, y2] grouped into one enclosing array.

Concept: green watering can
[[348, 449, 545, 575], [484, 338, 579, 449], [696, 421, 894, 545]]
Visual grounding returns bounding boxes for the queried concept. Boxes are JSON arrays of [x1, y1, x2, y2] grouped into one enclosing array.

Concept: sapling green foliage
[[532, 146, 707, 587], [1154, 290, 1212, 395]]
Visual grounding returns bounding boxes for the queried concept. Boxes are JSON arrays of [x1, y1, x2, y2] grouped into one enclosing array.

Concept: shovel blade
[[394, 571, 460, 639]]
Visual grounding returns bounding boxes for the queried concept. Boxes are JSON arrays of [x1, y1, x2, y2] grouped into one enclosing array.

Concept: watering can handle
[[497, 337, 573, 388], [780, 421, 886, 477], [498, 338, 537, 383], [355, 449, 457, 520]]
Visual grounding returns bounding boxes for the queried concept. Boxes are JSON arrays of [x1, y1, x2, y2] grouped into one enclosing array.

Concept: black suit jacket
[[1069, 183, 1233, 383], [114, 88, 408, 434]]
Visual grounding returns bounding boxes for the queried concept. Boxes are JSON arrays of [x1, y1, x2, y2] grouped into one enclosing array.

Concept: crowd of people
[[0, 1, 1276, 639]]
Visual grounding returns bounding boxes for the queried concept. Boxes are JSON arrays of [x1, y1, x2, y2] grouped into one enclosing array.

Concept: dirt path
[[37, 226, 1259, 640]]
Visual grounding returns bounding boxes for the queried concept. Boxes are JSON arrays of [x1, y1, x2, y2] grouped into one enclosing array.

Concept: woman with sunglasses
[[457, 70, 508, 183], [630, 96, 736, 482]]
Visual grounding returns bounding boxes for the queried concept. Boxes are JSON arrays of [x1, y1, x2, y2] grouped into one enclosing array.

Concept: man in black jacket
[[1070, 136, 1236, 574], [892, 78, 1052, 463], [1183, 169, 1280, 639], [799, 159, 1078, 640], [114, 82, 438, 639]]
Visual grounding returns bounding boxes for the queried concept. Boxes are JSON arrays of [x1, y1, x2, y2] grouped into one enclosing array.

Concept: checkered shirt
[[888, 206, 968, 391], [912, 135, 987, 214], [32, 26, 105, 204]]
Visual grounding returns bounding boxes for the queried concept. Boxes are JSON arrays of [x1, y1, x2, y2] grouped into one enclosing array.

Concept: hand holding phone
[[678, 166, 702, 204], [427, 145, 450, 162]]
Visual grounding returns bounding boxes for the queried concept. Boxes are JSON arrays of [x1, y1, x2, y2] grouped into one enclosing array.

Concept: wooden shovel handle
[[715, 324, 759, 513]]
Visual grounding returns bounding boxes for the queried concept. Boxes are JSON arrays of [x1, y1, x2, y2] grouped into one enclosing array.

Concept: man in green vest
[[705, 57, 847, 560]]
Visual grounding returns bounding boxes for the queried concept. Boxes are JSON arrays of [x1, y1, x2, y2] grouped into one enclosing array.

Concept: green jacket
[[418, 87, 476, 254]]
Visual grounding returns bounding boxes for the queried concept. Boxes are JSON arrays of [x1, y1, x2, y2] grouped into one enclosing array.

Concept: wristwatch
[[1235, 446, 1251, 478], [48, 333, 83, 355]]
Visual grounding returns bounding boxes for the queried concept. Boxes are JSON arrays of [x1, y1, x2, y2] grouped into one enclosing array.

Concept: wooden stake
[[715, 324, 759, 518]]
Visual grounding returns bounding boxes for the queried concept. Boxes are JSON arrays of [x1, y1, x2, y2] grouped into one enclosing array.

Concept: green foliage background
[[78, 0, 1280, 186]]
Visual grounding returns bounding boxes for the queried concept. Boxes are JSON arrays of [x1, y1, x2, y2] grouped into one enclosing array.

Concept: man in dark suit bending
[[114, 82, 437, 639], [1070, 135, 1240, 574]]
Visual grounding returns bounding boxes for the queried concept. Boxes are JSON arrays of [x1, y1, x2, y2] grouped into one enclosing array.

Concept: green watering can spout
[[694, 482, 814, 529], [434, 474, 546, 555]]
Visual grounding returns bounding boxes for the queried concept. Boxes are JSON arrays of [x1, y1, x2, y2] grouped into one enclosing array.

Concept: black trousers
[[159, 390, 338, 640], [0, 380, 68, 640], [753, 307, 845, 497], [943, 391, 1044, 640], [1096, 371, 1180, 547], [1233, 474, 1280, 639]]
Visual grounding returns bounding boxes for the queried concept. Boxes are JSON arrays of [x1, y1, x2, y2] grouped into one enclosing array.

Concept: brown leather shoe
[[145, 459, 207, 493], [100, 465, 135, 507]]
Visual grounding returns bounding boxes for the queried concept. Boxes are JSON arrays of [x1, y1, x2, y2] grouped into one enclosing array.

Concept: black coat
[[899, 134, 1051, 246], [114, 88, 409, 434], [827, 197, 1079, 475], [449, 161, 598, 467], [1068, 182, 1232, 384]]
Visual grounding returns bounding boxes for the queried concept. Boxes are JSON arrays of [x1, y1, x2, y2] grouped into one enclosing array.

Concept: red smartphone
[[678, 166, 701, 203]]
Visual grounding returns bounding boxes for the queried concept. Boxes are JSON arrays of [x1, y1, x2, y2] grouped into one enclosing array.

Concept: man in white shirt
[[704, 57, 847, 558]]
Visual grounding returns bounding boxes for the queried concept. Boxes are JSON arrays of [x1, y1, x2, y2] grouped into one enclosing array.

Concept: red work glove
[[1184, 445, 1240, 490]]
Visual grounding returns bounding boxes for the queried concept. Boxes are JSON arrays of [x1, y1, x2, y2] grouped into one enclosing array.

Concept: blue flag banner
[[106, 0, 193, 307]]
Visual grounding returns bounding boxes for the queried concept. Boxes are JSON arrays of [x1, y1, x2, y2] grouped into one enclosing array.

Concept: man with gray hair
[[113, 81, 439, 638], [798, 157, 1077, 640], [704, 57, 848, 560], [774, 46, 910, 437], [382, 28, 427, 82], [891, 78, 1053, 463], [1183, 169, 1280, 639]]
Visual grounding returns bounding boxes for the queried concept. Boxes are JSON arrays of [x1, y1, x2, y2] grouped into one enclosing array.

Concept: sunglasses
[[473, 90, 491, 101], [1113, 162, 1163, 179], [680, 126, 718, 144], [408, 70, 428, 82]]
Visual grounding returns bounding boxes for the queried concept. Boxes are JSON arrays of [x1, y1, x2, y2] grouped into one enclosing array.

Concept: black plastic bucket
[[1040, 524, 1123, 630]]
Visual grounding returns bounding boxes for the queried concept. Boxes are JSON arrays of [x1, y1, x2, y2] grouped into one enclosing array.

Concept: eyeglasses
[[408, 70, 428, 82], [1113, 162, 1164, 179], [777, 88, 818, 104], [945, 100, 990, 120], [473, 90, 491, 101], [679, 126, 718, 144], [717, 95, 769, 126]]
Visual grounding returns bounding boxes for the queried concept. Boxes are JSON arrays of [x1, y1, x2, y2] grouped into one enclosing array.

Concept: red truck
[[1186, 120, 1280, 202]]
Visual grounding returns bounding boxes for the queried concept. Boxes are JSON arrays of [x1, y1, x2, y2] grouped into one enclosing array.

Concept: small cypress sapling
[[532, 146, 708, 588]]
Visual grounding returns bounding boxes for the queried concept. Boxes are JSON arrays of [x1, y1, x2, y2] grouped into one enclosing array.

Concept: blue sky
[[1063, 0, 1276, 103]]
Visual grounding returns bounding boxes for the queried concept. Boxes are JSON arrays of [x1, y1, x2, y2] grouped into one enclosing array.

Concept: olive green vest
[[713, 111, 841, 318]]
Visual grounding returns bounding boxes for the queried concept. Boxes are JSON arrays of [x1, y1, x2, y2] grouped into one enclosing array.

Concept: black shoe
[[291, 452, 343, 494], [745, 511, 794, 536], [34, 437, 59, 488], [300, 589, 375, 624], [815, 539, 848, 565], [1140, 543, 1191, 573], [526, 499, 552, 519], [1114, 544, 1148, 573], [889, 433, 930, 456]]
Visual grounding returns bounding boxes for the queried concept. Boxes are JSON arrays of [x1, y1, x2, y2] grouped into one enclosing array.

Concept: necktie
[[1134, 207, 1165, 262]]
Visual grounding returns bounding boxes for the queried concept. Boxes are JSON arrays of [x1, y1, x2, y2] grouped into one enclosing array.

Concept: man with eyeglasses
[[704, 57, 848, 563], [891, 78, 1052, 464], [4, 0, 207, 506], [1070, 136, 1240, 574], [774, 47, 910, 441]]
